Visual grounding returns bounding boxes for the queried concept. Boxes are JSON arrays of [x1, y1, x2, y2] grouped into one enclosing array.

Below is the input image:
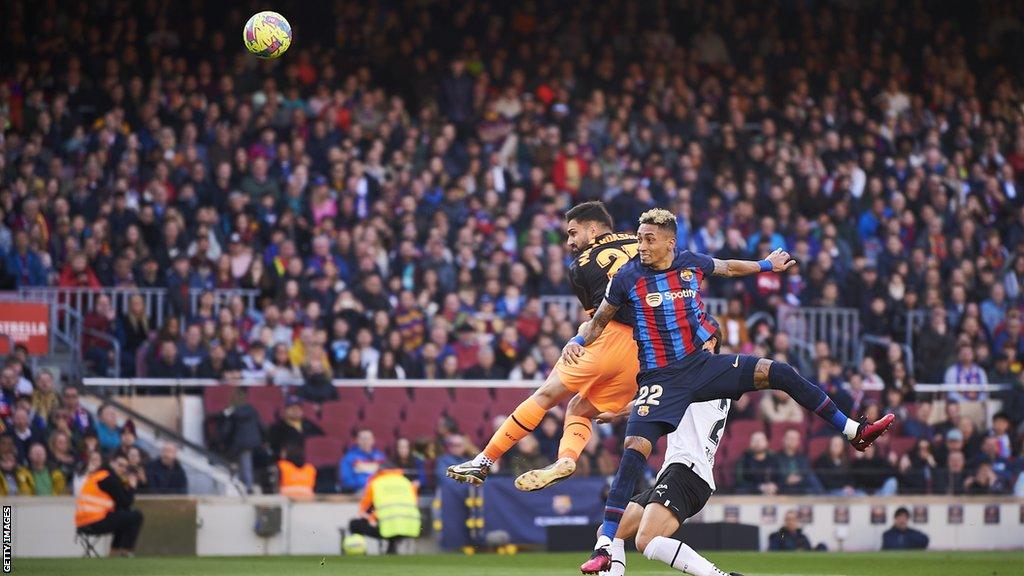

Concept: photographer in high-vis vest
[[75, 452, 145, 557], [348, 466, 421, 554], [277, 444, 316, 499]]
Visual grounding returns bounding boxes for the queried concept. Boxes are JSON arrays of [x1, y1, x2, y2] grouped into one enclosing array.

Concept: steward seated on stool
[[75, 453, 144, 557]]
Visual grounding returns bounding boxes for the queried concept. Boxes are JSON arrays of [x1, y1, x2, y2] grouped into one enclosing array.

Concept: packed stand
[[1, 0, 1023, 494], [0, 350, 187, 495]]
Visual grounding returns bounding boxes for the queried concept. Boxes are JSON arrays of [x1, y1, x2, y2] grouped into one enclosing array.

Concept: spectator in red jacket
[[58, 251, 101, 289]]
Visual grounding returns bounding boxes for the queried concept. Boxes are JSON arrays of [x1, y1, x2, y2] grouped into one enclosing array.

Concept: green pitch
[[17, 551, 1024, 576]]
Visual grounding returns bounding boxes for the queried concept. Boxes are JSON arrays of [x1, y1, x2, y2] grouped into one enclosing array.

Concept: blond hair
[[638, 208, 677, 229]]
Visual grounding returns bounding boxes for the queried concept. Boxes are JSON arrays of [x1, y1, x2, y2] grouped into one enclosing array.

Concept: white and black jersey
[[658, 397, 730, 492], [631, 398, 730, 522]]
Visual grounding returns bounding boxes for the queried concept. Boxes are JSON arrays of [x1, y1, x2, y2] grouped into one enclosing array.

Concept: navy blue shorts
[[625, 351, 758, 443]]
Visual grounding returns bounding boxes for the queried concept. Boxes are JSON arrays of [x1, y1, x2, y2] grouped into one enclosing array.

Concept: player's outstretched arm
[[711, 247, 796, 277], [561, 299, 619, 365]]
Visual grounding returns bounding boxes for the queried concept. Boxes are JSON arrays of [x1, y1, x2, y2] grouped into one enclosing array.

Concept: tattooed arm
[[561, 299, 620, 365]]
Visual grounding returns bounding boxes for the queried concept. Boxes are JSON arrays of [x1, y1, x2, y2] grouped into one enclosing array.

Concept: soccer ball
[[243, 11, 292, 59], [343, 534, 367, 555]]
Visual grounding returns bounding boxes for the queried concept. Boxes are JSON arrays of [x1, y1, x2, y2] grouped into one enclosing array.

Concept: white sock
[[843, 419, 860, 440], [595, 535, 612, 550], [471, 453, 493, 467], [643, 535, 722, 576], [609, 538, 626, 576]]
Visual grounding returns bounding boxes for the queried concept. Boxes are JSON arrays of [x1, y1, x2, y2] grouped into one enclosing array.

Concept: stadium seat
[[399, 402, 446, 442], [305, 436, 346, 468], [336, 387, 370, 409], [367, 387, 412, 408], [722, 419, 764, 441], [411, 388, 451, 415], [808, 436, 835, 461], [397, 418, 438, 442], [358, 418, 398, 444], [716, 454, 738, 490], [723, 434, 750, 460], [361, 395, 405, 425], [886, 436, 918, 459], [768, 422, 807, 452], [203, 384, 236, 414], [448, 410, 490, 442], [301, 401, 321, 424], [248, 385, 284, 406], [320, 400, 361, 439], [452, 387, 492, 407], [249, 399, 279, 425], [491, 388, 527, 417]]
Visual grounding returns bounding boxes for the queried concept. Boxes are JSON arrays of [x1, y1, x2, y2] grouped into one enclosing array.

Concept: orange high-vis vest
[[278, 460, 315, 499], [74, 470, 115, 527]]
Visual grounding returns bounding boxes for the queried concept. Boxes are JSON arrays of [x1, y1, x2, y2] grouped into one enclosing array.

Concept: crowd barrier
[[15, 286, 259, 337], [8, 494, 1022, 558], [81, 377, 1010, 394]]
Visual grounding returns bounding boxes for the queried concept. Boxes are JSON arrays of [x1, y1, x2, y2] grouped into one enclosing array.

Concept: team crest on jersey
[[552, 495, 572, 515], [645, 293, 663, 307], [680, 269, 693, 282], [637, 405, 650, 416]]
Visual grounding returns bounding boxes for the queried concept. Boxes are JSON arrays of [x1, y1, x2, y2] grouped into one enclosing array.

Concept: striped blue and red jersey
[[604, 250, 719, 371]]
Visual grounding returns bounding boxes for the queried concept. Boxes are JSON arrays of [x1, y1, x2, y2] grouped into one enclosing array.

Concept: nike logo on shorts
[[732, 355, 739, 367]]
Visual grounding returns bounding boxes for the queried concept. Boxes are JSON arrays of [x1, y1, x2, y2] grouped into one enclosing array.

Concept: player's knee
[[566, 394, 584, 413], [634, 530, 653, 554], [566, 394, 596, 417], [532, 382, 563, 408], [623, 435, 652, 457]]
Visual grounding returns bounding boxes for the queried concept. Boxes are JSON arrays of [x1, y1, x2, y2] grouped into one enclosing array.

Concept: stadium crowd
[[1, 0, 1023, 495], [0, 361, 187, 495]]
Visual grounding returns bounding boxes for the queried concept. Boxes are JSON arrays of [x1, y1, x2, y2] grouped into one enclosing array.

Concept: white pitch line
[[745, 569, 847, 573]]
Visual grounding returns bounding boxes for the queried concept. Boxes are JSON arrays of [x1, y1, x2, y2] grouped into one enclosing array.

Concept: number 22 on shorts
[[634, 385, 662, 417]]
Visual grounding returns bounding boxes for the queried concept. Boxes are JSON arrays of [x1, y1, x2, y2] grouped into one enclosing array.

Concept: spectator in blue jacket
[[95, 405, 122, 454], [339, 429, 386, 493], [882, 508, 929, 550], [4, 231, 47, 287], [746, 216, 788, 254], [434, 433, 473, 488], [901, 402, 935, 441], [768, 510, 813, 551]]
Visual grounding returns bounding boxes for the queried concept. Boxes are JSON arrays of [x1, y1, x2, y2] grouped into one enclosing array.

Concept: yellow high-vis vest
[[370, 471, 421, 538]]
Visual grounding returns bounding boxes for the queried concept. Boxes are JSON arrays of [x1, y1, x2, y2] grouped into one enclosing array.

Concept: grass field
[[16, 551, 1024, 576]]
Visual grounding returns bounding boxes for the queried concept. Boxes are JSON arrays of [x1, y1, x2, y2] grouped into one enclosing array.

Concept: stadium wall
[[9, 496, 1022, 557], [10, 496, 361, 557], [697, 496, 1023, 552]]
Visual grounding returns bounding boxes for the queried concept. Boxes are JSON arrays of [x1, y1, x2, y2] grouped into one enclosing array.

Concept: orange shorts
[[555, 320, 639, 413]]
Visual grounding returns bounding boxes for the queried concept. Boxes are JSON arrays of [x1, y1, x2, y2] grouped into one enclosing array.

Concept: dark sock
[[768, 362, 850, 432], [600, 448, 648, 540]]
